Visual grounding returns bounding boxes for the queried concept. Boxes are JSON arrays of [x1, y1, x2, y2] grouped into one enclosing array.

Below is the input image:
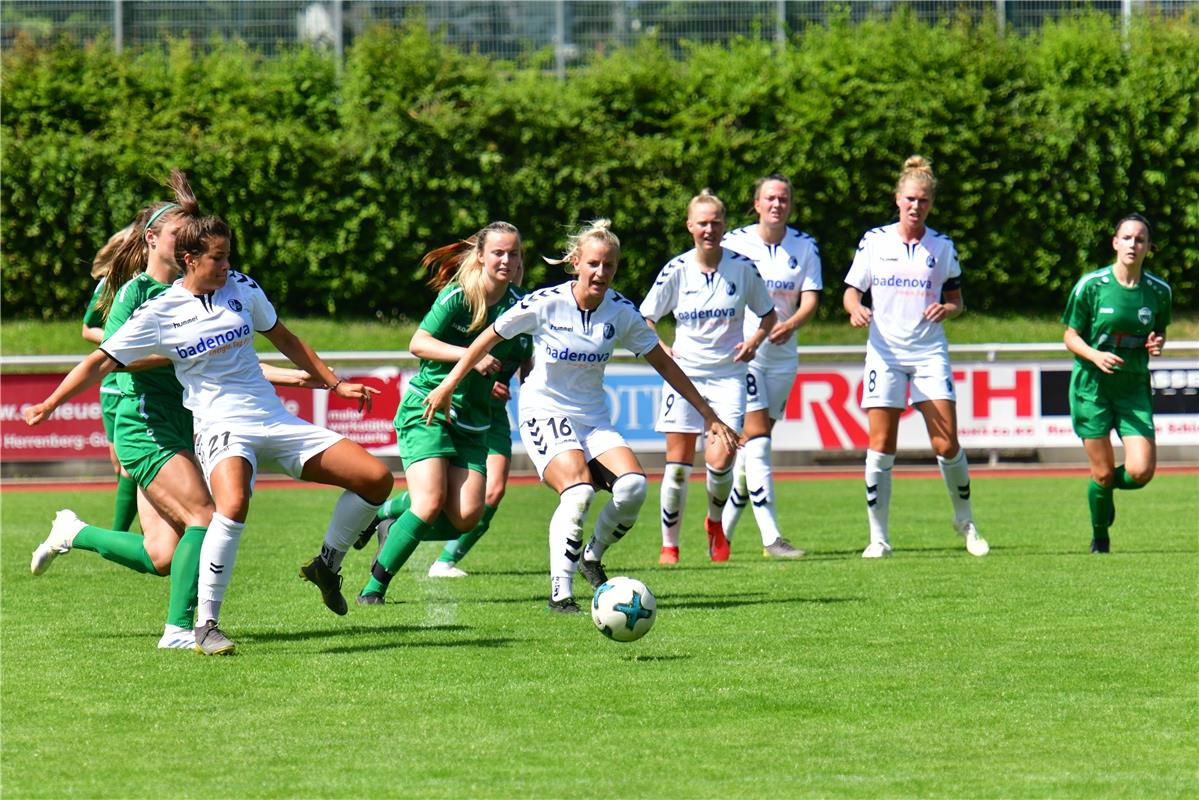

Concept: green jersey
[[84, 279, 121, 396], [102, 273, 185, 402], [1061, 265, 1172, 381], [489, 286, 534, 409], [404, 283, 522, 432]]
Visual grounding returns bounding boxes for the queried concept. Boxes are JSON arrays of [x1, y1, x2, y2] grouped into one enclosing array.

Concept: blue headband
[[145, 203, 180, 231]]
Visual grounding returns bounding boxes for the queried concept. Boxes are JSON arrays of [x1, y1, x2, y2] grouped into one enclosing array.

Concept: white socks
[[659, 463, 693, 548], [586, 473, 648, 562], [722, 448, 749, 543], [321, 491, 382, 573], [197, 512, 245, 625], [937, 449, 973, 525], [705, 464, 733, 522], [742, 436, 782, 546], [865, 450, 895, 545], [549, 483, 596, 597]]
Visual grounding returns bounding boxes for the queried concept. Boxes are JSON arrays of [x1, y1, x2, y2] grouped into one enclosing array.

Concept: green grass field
[[2, 472, 1196, 798]]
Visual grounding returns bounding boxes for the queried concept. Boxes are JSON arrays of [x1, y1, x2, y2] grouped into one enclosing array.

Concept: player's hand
[[422, 385, 452, 424], [732, 338, 761, 363], [705, 419, 740, 454], [491, 381, 511, 402], [1146, 332, 1165, 357], [924, 303, 951, 323], [1091, 350, 1124, 374], [472, 355, 502, 377], [767, 320, 797, 346], [848, 306, 872, 328], [333, 381, 379, 412], [22, 402, 53, 427]]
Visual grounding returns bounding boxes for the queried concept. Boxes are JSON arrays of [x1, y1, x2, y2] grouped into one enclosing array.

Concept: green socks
[[359, 510, 429, 598], [167, 526, 205, 629], [438, 504, 497, 564], [73, 524, 159, 575], [1113, 465, 1146, 491], [376, 491, 412, 522], [1087, 480, 1115, 542], [112, 474, 139, 532]]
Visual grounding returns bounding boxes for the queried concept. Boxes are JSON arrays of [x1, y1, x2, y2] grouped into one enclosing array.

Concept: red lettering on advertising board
[[970, 369, 1033, 419], [785, 373, 870, 448]]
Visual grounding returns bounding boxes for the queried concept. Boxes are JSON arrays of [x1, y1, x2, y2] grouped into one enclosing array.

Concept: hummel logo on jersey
[[880, 256, 899, 262], [227, 299, 243, 312], [171, 316, 199, 329], [683, 289, 701, 295], [550, 324, 572, 332], [1099, 307, 1115, 314], [175, 324, 251, 359]]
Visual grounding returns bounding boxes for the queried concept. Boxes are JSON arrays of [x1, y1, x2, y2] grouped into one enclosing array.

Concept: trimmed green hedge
[[3, 9, 1195, 321]]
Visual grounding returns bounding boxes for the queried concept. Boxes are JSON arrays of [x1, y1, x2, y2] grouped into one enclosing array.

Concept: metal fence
[[2, 1, 1195, 67]]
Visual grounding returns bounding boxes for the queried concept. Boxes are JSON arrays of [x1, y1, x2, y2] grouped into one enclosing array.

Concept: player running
[[355, 222, 524, 604], [421, 219, 740, 612], [842, 155, 989, 559], [640, 189, 777, 565], [719, 174, 822, 559], [1062, 213, 1171, 553]]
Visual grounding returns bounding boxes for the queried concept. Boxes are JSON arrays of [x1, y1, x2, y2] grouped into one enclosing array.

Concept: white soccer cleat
[[861, 540, 893, 559], [956, 520, 990, 557], [427, 560, 468, 578], [30, 509, 86, 575], [157, 624, 196, 650]]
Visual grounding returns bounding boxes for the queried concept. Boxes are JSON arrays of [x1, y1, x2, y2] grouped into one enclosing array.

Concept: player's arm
[[734, 308, 777, 363], [1064, 326, 1122, 375], [925, 282, 965, 323], [843, 286, 872, 327], [768, 291, 819, 345], [260, 363, 327, 389], [644, 344, 739, 453], [421, 326, 506, 423], [410, 329, 500, 376], [23, 350, 118, 426], [261, 320, 377, 409], [82, 324, 103, 345]]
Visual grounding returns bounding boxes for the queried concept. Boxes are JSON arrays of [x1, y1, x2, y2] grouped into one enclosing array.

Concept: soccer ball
[[591, 576, 656, 642]]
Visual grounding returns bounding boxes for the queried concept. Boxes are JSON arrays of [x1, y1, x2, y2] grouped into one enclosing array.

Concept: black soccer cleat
[[356, 591, 385, 606], [578, 558, 609, 589], [1090, 537, 1111, 554], [299, 557, 348, 615], [353, 518, 382, 550], [546, 597, 582, 614]]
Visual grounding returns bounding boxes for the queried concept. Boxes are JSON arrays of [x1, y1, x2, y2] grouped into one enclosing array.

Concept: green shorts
[[396, 392, 488, 474], [485, 405, 514, 459], [1069, 368, 1155, 441], [112, 394, 196, 488], [100, 390, 122, 441]]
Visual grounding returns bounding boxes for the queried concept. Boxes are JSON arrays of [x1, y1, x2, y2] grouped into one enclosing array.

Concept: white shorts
[[655, 374, 745, 434], [746, 363, 797, 420], [860, 351, 956, 409], [193, 413, 344, 489], [519, 414, 628, 479]]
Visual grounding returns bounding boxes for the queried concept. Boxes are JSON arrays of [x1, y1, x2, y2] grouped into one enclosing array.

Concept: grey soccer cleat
[[546, 597, 582, 614], [578, 558, 609, 589], [193, 620, 236, 656], [763, 537, 806, 559], [356, 591, 385, 606]]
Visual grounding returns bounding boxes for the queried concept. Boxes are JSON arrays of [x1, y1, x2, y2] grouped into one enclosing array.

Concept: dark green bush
[[2, 10, 1194, 322]]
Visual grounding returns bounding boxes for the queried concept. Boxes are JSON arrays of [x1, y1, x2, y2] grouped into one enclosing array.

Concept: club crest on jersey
[[227, 299, 243, 312], [1138, 307, 1153, 325], [726, 282, 736, 296], [788, 256, 798, 269], [926, 256, 937, 269], [603, 323, 615, 340]]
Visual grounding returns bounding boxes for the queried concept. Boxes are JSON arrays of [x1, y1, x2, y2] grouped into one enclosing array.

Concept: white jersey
[[639, 247, 774, 379], [99, 270, 286, 424], [494, 281, 660, 420], [723, 224, 823, 368], [844, 222, 961, 362]]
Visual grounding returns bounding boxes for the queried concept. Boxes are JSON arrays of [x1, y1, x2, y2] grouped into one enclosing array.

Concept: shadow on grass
[[238, 623, 470, 644], [320, 636, 515, 655], [662, 591, 862, 610], [620, 653, 692, 663]]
